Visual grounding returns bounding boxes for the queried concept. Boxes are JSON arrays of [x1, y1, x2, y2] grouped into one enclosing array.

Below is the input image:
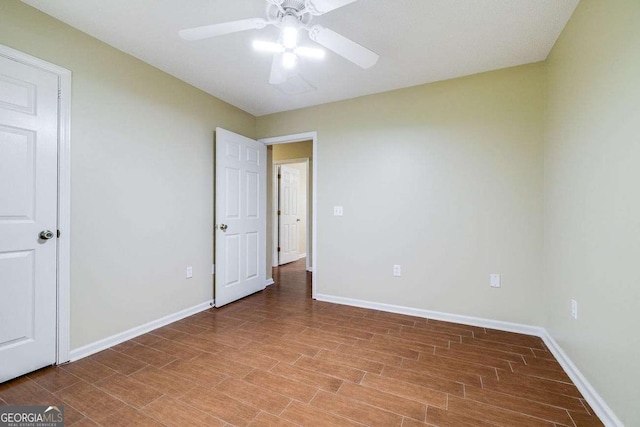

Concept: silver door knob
[[40, 230, 55, 240], [218, 224, 228, 232]]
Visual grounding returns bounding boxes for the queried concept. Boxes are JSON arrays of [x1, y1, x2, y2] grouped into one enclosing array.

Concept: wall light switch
[[393, 265, 401, 277], [333, 206, 343, 216], [490, 274, 501, 288], [571, 299, 578, 319], [186, 266, 193, 279]]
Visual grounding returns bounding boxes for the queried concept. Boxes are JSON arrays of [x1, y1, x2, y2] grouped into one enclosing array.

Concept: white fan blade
[[269, 53, 288, 85], [253, 40, 285, 53], [305, 0, 357, 15], [179, 18, 267, 41], [308, 25, 378, 69]]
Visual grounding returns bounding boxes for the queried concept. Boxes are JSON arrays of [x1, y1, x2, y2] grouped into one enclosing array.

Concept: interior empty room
[[0, 0, 638, 426]]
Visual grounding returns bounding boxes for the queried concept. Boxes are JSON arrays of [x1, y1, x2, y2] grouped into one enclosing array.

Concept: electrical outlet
[[490, 274, 501, 288], [393, 265, 401, 277], [333, 206, 343, 216], [186, 266, 193, 279], [571, 299, 578, 319]]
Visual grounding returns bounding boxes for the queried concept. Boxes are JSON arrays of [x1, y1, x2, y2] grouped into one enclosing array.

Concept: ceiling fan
[[179, 0, 379, 85]]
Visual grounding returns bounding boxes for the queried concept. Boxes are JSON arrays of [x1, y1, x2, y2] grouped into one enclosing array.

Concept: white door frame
[[259, 132, 317, 299], [272, 158, 310, 271], [0, 44, 72, 365]]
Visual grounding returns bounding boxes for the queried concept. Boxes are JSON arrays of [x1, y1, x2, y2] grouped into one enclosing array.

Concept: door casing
[[0, 44, 72, 365]]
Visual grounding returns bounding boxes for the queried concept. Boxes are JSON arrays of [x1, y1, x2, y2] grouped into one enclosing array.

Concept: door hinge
[[277, 210, 281, 216], [277, 174, 281, 179], [58, 89, 62, 99], [57, 229, 61, 238], [277, 247, 281, 252]]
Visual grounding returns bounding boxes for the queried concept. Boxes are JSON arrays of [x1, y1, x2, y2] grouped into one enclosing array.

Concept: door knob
[[218, 224, 228, 232], [40, 230, 55, 240]]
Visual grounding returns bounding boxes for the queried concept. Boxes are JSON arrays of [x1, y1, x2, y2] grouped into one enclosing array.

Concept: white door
[[0, 54, 59, 382], [278, 165, 300, 265], [215, 128, 266, 307]]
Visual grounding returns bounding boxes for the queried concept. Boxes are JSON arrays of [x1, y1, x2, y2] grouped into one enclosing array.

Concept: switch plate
[[186, 266, 193, 279], [333, 206, 343, 216], [393, 265, 401, 277], [490, 274, 501, 288], [571, 299, 578, 319]]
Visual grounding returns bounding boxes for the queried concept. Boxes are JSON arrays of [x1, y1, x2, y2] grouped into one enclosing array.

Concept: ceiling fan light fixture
[[281, 15, 299, 49], [282, 51, 298, 69], [253, 40, 285, 53], [282, 27, 298, 49]]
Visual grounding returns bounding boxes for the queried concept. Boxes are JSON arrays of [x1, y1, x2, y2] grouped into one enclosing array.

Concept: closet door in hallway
[[278, 164, 300, 265]]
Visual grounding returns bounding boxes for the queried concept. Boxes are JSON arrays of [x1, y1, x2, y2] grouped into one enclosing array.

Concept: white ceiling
[[21, 0, 578, 116]]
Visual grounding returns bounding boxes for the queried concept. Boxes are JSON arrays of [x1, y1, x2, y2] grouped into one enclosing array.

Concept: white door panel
[[246, 171, 259, 218], [278, 165, 300, 265], [245, 232, 259, 279], [215, 128, 266, 307], [0, 55, 59, 382], [0, 251, 34, 344], [0, 127, 35, 219], [223, 233, 240, 286]]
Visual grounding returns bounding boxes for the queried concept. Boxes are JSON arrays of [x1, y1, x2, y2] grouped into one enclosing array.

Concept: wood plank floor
[[0, 259, 604, 426]]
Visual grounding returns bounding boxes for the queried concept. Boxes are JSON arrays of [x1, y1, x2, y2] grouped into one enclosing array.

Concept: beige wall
[[273, 140, 313, 161], [544, 0, 640, 424], [0, 0, 256, 349], [258, 64, 545, 325]]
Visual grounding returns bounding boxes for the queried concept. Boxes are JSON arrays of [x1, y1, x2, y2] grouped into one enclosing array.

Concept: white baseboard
[[314, 293, 622, 427], [541, 332, 623, 426], [315, 294, 542, 336], [265, 278, 275, 287], [68, 300, 214, 362], [298, 253, 307, 259]]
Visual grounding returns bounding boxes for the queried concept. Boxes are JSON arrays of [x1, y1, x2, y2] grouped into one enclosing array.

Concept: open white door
[[215, 128, 266, 307], [0, 54, 59, 382], [278, 165, 300, 265]]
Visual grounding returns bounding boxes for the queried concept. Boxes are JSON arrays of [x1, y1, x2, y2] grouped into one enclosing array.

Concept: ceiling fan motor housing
[[283, 0, 306, 11], [267, 0, 313, 26]]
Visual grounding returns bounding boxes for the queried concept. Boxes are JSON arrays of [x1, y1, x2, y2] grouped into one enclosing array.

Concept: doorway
[[259, 132, 317, 299]]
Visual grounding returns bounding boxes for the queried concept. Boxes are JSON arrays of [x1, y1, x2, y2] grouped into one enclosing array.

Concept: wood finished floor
[[0, 259, 604, 426]]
